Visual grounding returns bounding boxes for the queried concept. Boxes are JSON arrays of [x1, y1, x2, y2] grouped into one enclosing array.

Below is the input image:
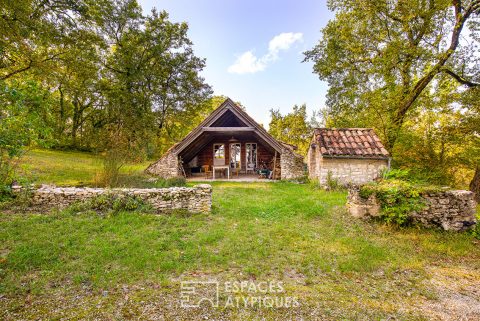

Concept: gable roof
[[313, 128, 389, 159], [172, 98, 284, 155]]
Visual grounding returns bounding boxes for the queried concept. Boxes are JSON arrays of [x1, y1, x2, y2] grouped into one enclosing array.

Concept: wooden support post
[[273, 151, 277, 180]]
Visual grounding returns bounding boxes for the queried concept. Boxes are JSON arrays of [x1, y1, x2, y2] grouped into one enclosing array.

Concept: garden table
[[212, 165, 230, 179]]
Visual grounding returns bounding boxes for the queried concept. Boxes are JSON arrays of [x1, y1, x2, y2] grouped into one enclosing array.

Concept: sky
[[138, 0, 334, 126]]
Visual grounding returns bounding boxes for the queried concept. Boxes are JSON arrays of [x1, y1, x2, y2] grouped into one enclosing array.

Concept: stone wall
[[308, 148, 388, 186], [280, 148, 305, 180], [347, 187, 477, 231], [14, 184, 212, 214], [145, 150, 180, 178]]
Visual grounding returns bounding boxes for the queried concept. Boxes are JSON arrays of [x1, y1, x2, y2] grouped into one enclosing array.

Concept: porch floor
[[187, 173, 277, 182]]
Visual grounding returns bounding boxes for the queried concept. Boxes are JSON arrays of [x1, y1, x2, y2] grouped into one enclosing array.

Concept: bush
[[382, 168, 412, 181], [0, 184, 12, 203], [325, 171, 344, 191], [359, 179, 441, 226], [471, 222, 480, 240], [472, 209, 480, 239]]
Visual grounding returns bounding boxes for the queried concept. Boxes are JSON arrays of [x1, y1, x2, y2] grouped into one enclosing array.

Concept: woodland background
[[1, 0, 479, 198]]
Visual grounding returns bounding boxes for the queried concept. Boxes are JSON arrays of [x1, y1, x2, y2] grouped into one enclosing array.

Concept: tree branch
[[393, 0, 477, 126], [441, 68, 480, 87]]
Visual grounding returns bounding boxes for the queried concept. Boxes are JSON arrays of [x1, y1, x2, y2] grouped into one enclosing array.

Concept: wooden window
[[213, 144, 225, 166], [245, 143, 257, 172], [229, 143, 241, 169]]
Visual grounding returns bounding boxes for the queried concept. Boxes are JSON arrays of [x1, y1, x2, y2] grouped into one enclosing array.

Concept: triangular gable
[[209, 109, 248, 127], [173, 98, 283, 154]]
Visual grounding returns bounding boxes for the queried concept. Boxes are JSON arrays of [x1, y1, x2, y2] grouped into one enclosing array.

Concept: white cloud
[[268, 32, 303, 54], [228, 32, 303, 74], [227, 51, 266, 74]]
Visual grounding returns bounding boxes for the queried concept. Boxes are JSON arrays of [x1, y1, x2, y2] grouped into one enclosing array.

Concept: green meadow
[[0, 150, 479, 319]]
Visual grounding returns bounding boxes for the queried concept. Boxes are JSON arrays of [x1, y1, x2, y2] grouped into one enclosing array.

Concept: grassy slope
[[0, 150, 479, 319], [18, 149, 150, 186]]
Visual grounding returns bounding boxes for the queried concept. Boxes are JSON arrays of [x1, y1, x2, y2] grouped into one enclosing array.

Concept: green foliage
[[471, 206, 480, 239], [152, 177, 186, 188], [0, 80, 53, 187], [325, 170, 344, 191], [0, 0, 91, 80], [305, 1, 478, 150], [381, 168, 448, 186], [382, 169, 412, 181], [67, 194, 152, 216], [305, 0, 480, 189], [471, 222, 480, 240], [268, 104, 317, 155], [0, 185, 12, 203], [360, 179, 442, 226], [1, 0, 212, 161]]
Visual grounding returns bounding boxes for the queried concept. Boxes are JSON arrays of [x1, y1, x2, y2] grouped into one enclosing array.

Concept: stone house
[[146, 98, 304, 180], [307, 128, 390, 185]]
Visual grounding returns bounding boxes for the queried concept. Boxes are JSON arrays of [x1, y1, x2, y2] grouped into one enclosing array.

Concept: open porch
[[145, 98, 305, 180]]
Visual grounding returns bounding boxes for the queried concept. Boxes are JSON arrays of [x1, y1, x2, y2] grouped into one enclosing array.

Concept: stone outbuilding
[[307, 128, 390, 186], [146, 98, 304, 180]]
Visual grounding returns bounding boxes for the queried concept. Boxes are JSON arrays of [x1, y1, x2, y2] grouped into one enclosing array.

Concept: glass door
[[245, 143, 257, 172], [213, 144, 225, 166], [229, 143, 241, 169]]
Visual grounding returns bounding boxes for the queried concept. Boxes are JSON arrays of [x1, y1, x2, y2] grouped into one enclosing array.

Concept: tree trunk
[[470, 166, 480, 203]]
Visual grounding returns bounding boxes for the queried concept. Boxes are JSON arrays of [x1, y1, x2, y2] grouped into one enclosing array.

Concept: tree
[[1, 0, 213, 187], [0, 80, 53, 188], [393, 79, 472, 184], [100, 5, 212, 158], [268, 104, 314, 155], [461, 87, 480, 200], [0, 0, 92, 80], [304, 0, 480, 150]]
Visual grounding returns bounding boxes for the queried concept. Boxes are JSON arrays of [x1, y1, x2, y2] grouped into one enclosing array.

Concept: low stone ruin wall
[[280, 149, 305, 180], [347, 187, 477, 231], [13, 184, 212, 214]]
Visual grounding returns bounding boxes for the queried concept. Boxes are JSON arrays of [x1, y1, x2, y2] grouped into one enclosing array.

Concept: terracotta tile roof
[[313, 128, 389, 159]]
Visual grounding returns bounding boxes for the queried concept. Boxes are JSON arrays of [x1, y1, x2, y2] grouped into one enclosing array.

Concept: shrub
[[471, 221, 480, 240], [0, 184, 13, 203], [382, 168, 412, 181], [472, 209, 480, 239], [326, 170, 344, 191]]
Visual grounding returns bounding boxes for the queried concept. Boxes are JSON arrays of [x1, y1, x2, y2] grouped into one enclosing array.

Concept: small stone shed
[[146, 98, 304, 180], [307, 128, 390, 185]]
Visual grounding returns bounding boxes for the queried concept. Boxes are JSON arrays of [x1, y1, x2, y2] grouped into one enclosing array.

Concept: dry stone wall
[[145, 150, 180, 178], [13, 184, 212, 214], [280, 149, 305, 180], [347, 187, 477, 231]]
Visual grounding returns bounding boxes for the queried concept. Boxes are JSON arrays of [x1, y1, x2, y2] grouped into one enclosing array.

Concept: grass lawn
[[1, 150, 479, 319]]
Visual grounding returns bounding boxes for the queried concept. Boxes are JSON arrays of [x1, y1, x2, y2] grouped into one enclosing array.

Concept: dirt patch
[[418, 266, 480, 320]]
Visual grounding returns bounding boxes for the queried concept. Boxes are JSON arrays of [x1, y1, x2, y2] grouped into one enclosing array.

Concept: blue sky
[[138, 0, 333, 126]]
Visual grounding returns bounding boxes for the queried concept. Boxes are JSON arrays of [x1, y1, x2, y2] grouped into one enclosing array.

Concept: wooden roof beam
[[202, 127, 255, 132]]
